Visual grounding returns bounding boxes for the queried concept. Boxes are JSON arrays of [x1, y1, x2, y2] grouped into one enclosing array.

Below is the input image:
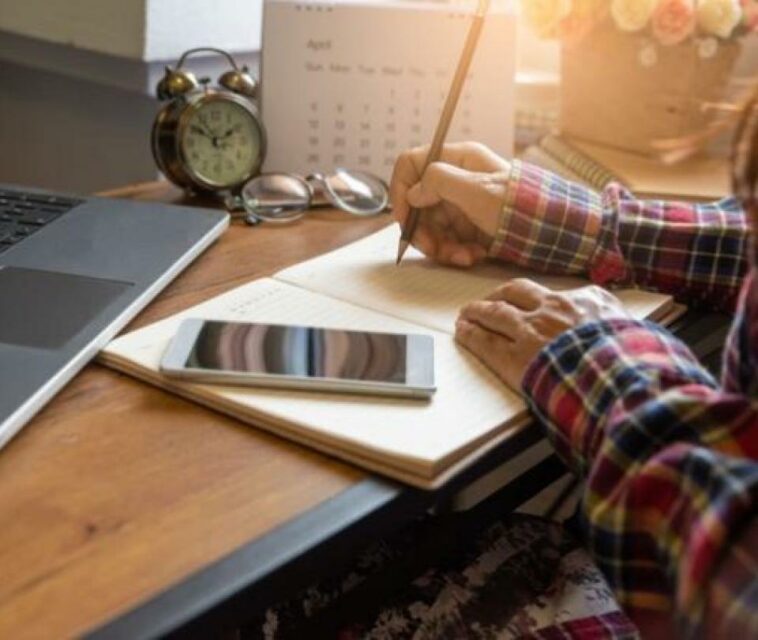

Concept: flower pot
[[559, 21, 741, 155]]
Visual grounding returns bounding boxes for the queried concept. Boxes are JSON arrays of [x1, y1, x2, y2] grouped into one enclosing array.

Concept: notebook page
[[101, 277, 524, 474], [275, 225, 672, 334]]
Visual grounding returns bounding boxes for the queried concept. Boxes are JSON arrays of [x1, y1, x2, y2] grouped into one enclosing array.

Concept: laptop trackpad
[[0, 267, 133, 349]]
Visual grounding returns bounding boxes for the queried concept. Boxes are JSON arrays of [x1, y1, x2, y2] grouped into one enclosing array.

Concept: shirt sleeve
[[490, 160, 749, 312], [522, 317, 758, 636]]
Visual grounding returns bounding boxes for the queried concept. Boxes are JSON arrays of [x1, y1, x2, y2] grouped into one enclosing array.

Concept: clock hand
[[218, 122, 244, 140], [213, 128, 239, 149], [212, 137, 234, 151], [190, 124, 212, 138], [194, 118, 223, 148], [197, 113, 221, 138]]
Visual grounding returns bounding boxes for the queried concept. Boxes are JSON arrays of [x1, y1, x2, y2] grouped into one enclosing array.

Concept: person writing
[[249, 101, 756, 640], [386, 102, 757, 637]]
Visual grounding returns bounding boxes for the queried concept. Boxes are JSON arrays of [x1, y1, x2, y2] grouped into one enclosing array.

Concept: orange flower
[[559, 0, 609, 45], [651, 0, 696, 45]]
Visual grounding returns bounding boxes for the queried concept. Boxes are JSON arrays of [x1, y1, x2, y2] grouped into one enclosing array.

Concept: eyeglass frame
[[226, 169, 391, 225]]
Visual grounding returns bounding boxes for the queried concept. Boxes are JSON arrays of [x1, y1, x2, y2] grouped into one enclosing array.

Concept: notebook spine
[[539, 135, 622, 190], [520, 145, 588, 187]]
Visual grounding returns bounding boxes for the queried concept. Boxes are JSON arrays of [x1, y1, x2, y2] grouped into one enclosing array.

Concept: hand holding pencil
[[390, 142, 510, 267], [395, 0, 492, 265]]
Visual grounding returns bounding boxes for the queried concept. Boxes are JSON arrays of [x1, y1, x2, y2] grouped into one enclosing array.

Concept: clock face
[[180, 98, 262, 188]]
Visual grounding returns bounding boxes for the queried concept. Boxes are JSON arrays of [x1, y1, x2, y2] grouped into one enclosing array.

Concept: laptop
[[0, 183, 228, 450]]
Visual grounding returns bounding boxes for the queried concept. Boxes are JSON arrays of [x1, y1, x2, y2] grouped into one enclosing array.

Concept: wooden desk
[[0, 182, 401, 638], [0, 181, 731, 638]]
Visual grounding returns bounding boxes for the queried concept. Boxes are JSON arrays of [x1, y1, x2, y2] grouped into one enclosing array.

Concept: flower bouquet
[[523, 0, 756, 154]]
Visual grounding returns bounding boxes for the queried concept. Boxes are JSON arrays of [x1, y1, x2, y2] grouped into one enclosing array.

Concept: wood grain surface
[[0, 182, 392, 638]]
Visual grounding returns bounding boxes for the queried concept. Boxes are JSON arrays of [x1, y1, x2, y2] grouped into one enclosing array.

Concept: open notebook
[[101, 225, 674, 488]]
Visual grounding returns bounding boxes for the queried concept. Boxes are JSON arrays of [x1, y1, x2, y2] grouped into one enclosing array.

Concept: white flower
[[639, 42, 659, 67], [696, 0, 743, 38], [611, 0, 658, 31], [522, 0, 573, 38], [697, 36, 720, 58]]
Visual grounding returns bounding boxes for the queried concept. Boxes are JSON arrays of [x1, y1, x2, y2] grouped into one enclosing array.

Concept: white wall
[[0, 0, 263, 61], [144, 0, 262, 60], [0, 0, 146, 58]]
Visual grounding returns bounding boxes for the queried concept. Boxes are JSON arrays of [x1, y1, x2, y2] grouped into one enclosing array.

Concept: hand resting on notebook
[[454, 278, 626, 390]]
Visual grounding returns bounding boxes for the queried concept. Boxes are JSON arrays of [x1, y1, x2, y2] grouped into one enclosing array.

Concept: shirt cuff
[[489, 159, 604, 273], [489, 160, 629, 283]]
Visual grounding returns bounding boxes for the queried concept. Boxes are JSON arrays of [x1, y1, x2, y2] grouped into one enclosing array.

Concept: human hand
[[455, 279, 627, 390], [390, 142, 511, 267]]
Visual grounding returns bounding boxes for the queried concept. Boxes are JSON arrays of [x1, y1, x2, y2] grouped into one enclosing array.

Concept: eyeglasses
[[228, 169, 390, 225]]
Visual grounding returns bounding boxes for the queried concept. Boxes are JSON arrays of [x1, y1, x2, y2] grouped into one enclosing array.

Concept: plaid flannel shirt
[[490, 160, 748, 311], [492, 161, 758, 637]]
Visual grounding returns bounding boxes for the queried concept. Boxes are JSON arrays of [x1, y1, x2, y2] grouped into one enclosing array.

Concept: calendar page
[[261, 0, 517, 181]]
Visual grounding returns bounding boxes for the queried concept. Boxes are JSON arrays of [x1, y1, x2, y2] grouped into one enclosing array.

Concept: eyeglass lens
[[319, 169, 389, 216], [240, 174, 311, 223], [241, 169, 388, 223]]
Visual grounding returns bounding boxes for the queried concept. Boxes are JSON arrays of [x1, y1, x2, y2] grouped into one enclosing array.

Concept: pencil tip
[[396, 240, 409, 266]]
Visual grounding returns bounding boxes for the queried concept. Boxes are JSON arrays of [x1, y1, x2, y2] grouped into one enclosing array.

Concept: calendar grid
[[262, 0, 516, 180]]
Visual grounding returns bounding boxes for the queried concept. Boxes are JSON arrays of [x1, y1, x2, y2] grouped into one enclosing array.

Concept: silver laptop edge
[[0, 214, 229, 450]]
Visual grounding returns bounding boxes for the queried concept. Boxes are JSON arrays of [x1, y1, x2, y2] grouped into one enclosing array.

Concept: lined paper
[[276, 225, 672, 332]]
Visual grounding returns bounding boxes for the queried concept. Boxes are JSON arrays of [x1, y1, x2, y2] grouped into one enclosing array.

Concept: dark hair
[[732, 88, 758, 236]]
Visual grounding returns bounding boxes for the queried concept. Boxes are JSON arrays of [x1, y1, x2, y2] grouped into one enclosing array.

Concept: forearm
[[522, 318, 758, 635], [610, 187, 748, 312], [490, 161, 749, 312]]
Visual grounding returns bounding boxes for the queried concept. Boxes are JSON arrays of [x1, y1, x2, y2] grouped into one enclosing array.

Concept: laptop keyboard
[[0, 188, 83, 254]]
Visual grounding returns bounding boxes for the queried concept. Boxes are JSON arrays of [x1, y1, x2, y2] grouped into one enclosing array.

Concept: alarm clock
[[151, 47, 266, 194]]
